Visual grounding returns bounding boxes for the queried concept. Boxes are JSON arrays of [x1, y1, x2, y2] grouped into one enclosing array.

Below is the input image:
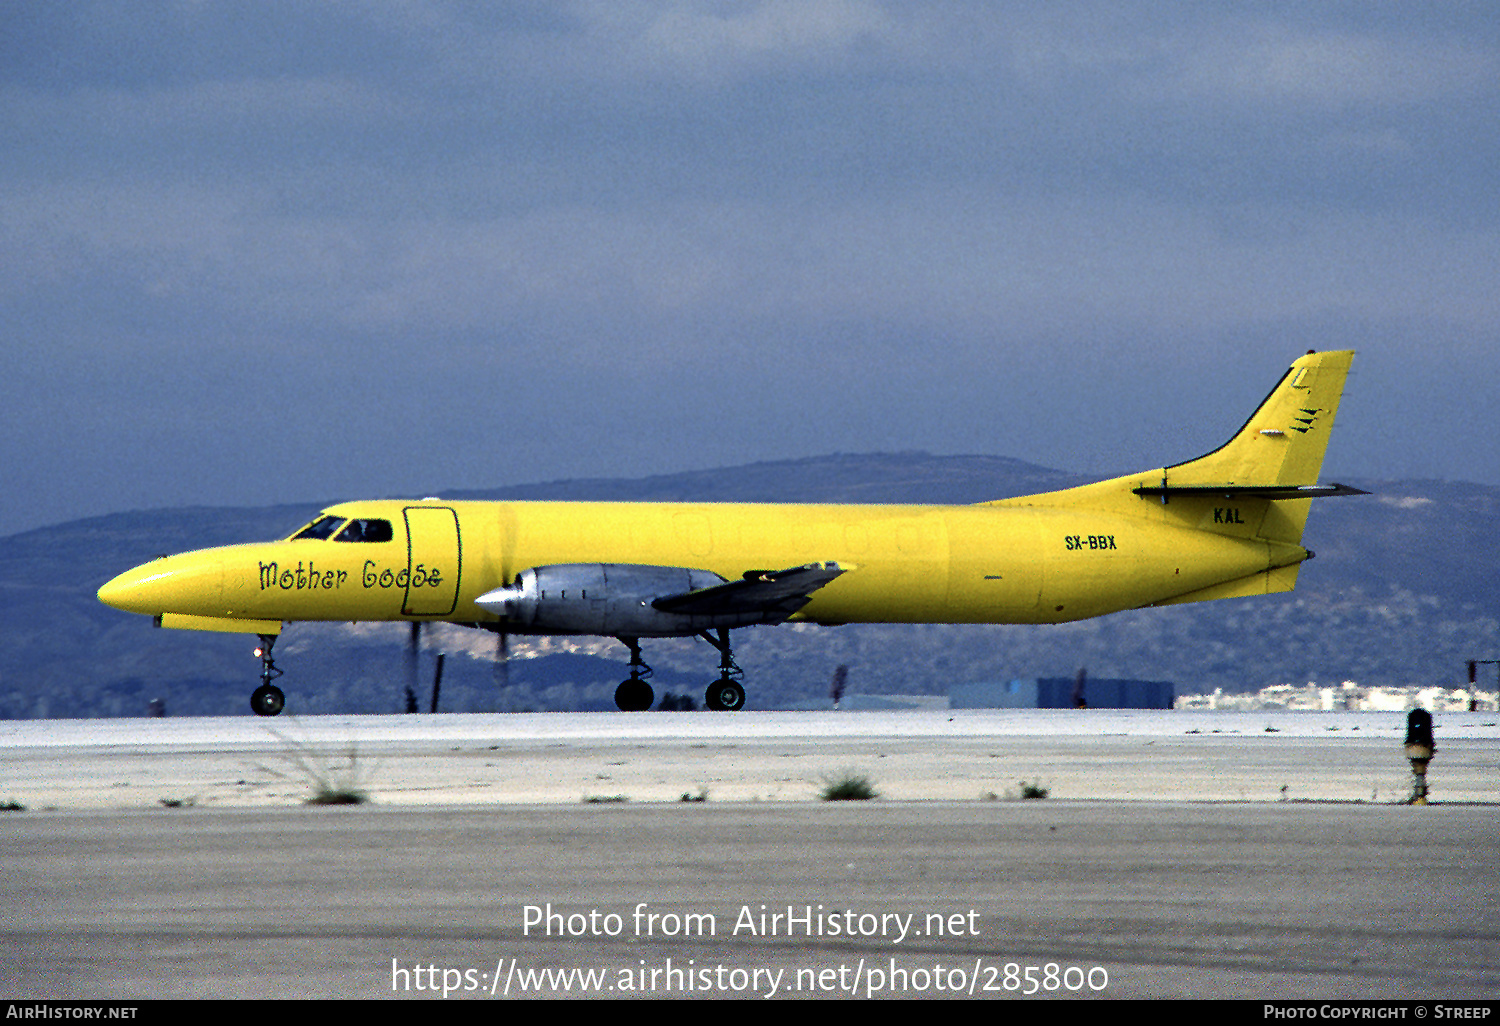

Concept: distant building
[[951, 678, 1174, 710], [1176, 681, 1497, 712]]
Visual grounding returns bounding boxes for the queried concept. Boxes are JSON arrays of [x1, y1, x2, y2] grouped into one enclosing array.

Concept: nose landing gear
[[250, 633, 285, 716]]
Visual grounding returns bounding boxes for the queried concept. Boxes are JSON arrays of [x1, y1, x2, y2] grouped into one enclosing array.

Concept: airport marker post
[[1403, 708, 1435, 805]]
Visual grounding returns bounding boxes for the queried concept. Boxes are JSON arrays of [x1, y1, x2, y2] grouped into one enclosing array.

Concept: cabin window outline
[[334, 518, 394, 543]]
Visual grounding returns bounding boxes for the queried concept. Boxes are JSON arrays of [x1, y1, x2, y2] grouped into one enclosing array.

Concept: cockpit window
[[334, 518, 394, 543], [290, 515, 346, 541]]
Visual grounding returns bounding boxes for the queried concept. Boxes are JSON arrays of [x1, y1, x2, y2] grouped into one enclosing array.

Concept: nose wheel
[[251, 683, 285, 716], [251, 634, 286, 717]]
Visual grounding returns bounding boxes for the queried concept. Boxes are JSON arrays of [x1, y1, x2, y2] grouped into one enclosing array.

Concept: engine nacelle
[[476, 563, 749, 637]]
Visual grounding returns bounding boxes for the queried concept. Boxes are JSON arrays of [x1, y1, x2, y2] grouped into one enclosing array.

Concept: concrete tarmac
[[3, 708, 1497, 807], [0, 711, 1496, 1000]]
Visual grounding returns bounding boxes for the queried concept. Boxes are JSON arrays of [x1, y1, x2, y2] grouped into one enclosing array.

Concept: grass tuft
[[306, 780, 370, 805], [997, 779, 1050, 800], [258, 731, 371, 806], [819, 772, 879, 801]]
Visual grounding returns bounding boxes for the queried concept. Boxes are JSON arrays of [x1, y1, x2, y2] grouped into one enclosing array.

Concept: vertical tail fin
[[1149, 349, 1358, 545], [1163, 349, 1355, 489], [988, 350, 1360, 546]]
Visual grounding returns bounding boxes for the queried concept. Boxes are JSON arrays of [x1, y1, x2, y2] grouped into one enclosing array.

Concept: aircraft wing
[[651, 562, 847, 621]]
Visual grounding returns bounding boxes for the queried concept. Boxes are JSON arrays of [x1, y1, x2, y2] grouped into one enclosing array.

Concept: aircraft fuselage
[[99, 495, 1307, 631]]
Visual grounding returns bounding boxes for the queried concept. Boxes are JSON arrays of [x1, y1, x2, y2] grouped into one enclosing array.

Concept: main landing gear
[[611, 629, 747, 712], [701, 628, 745, 712], [613, 636, 654, 712], [250, 633, 286, 717]]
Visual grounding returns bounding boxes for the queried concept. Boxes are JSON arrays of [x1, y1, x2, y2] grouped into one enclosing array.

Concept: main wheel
[[250, 683, 285, 717], [705, 679, 745, 712], [614, 679, 654, 712]]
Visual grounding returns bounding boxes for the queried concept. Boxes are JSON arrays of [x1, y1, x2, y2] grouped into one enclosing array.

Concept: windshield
[[289, 515, 345, 541]]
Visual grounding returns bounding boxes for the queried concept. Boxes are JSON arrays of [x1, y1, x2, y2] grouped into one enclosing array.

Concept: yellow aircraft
[[98, 350, 1362, 715]]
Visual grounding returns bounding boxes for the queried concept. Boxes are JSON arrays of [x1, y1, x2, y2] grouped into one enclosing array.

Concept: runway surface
[[2, 708, 1497, 807], [1, 710, 1496, 1000]]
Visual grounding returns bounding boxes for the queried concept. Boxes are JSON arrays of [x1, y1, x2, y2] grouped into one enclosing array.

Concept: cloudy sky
[[4, 1, 1497, 535]]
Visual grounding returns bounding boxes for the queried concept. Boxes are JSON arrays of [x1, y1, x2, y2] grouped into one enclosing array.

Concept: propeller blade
[[494, 629, 511, 690], [404, 621, 421, 713], [430, 653, 445, 714]]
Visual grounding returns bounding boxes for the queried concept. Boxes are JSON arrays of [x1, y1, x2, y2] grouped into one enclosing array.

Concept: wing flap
[[652, 562, 848, 619]]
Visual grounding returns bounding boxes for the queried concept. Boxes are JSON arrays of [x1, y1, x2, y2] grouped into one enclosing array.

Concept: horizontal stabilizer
[[1132, 482, 1369, 502], [652, 562, 847, 619]]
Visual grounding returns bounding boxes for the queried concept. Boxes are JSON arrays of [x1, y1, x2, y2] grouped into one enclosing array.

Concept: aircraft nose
[[97, 554, 223, 615], [98, 559, 172, 614]]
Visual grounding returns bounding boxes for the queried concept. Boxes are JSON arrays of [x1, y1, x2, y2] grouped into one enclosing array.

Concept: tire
[[614, 679, 654, 712], [705, 680, 745, 712], [250, 683, 285, 717]]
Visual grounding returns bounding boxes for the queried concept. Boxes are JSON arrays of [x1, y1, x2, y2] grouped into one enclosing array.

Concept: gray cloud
[[2, 1, 1496, 534]]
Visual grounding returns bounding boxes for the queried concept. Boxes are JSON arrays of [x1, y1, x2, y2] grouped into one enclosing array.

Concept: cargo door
[[403, 506, 461, 616]]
